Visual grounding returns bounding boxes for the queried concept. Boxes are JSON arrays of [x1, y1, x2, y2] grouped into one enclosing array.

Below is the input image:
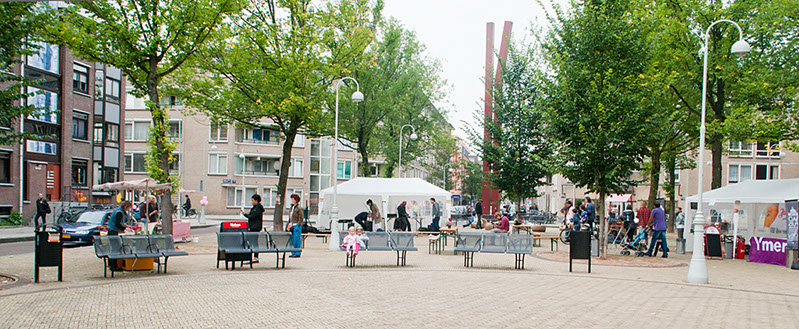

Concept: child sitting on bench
[[341, 227, 360, 255]]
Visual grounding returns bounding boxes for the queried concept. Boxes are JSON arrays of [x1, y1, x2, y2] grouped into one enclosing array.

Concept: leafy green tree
[[174, 0, 378, 229], [0, 3, 44, 145], [337, 19, 445, 177], [459, 160, 483, 203], [470, 45, 552, 211], [543, 0, 655, 258], [41, 0, 242, 234]]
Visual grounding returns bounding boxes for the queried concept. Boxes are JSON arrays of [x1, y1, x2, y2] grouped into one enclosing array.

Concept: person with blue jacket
[[585, 197, 596, 232], [107, 201, 132, 235]]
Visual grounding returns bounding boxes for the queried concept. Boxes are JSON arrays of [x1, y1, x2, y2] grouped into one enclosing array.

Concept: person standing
[[474, 201, 483, 229], [645, 202, 669, 258], [636, 201, 651, 243], [675, 207, 685, 240], [430, 198, 441, 232], [585, 196, 596, 232], [107, 201, 133, 236], [142, 196, 158, 223], [288, 194, 304, 258], [34, 193, 50, 228], [621, 204, 636, 242], [367, 199, 383, 232], [183, 195, 192, 216], [241, 194, 264, 263], [397, 201, 410, 231]]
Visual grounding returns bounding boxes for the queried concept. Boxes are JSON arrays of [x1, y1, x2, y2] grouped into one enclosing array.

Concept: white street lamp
[[329, 77, 363, 250], [239, 152, 246, 213], [398, 124, 418, 178], [199, 143, 217, 224], [687, 19, 750, 284]]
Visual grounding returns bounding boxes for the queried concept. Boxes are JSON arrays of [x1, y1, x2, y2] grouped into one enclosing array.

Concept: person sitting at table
[[353, 211, 371, 231], [492, 212, 510, 233]]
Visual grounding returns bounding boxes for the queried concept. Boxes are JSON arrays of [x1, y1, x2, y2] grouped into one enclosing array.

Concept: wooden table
[[534, 235, 559, 251], [512, 224, 534, 234]]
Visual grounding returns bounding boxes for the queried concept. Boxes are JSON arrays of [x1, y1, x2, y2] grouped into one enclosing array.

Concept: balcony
[[240, 169, 279, 177], [237, 138, 280, 146]]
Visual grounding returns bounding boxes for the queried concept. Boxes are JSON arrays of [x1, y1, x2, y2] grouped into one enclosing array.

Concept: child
[[571, 207, 581, 231], [356, 227, 369, 249], [341, 227, 360, 255]]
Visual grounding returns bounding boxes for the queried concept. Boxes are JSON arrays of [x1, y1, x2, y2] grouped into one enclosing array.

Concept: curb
[[0, 236, 34, 244]]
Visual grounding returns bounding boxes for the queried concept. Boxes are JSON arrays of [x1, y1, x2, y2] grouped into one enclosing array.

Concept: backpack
[[301, 221, 319, 234]]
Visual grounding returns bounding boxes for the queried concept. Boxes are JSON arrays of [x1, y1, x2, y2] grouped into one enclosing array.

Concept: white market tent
[[316, 177, 452, 230], [683, 179, 799, 251]]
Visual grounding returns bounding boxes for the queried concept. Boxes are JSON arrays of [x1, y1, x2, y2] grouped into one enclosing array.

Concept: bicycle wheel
[[559, 229, 571, 245]]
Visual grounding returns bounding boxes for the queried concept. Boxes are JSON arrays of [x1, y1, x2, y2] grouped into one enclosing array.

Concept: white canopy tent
[[684, 179, 799, 251], [316, 177, 452, 230]]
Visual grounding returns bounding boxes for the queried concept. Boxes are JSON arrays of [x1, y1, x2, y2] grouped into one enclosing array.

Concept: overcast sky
[[382, 0, 569, 143]]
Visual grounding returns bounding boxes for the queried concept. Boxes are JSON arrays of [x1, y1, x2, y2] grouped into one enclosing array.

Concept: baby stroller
[[620, 229, 648, 256]]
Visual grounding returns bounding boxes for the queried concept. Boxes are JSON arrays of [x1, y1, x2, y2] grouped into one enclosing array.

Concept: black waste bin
[[35, 224, 63, 283]]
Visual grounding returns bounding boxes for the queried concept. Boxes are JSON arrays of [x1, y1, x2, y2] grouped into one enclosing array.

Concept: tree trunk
[[710, 132, 723, 190], [272, 129, 298, 231], [147, 70, 174, 235], [358, 139, 371, 177], [598, 191, 606, 259], [647, 149, 661, 211], [665, 154, 676, 233]]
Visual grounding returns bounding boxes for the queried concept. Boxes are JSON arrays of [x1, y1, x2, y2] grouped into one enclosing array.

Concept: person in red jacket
[[636, 201, 651, 244]]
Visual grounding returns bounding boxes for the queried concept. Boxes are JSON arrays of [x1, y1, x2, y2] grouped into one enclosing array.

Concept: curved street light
[[398, 124, 418, 178], [687, 19, 750, 284]]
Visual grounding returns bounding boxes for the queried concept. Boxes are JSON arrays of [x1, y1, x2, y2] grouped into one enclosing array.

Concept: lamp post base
[[328, 207, 340, 251], [686, 213, 708, 284]]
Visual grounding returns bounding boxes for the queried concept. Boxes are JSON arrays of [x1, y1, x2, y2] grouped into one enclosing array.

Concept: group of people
[[560, 197, 597, 232], [393, 198, 443, 232], [239, 193, 304, 264]]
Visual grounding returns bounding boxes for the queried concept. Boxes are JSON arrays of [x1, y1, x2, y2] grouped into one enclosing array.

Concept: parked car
[[60, 209, 112, 245]]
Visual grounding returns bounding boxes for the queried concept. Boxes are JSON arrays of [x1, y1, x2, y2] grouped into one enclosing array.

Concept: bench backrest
[[455, 232, 483, 251], [390, 232, 415, 249], [149, 235, 177, 253], [269, 232, 293, 249], [243, 232, 270, 249], [507, 234, 534, 254], [122, 235, 154, 254], [217, 232, 245, 250], [94, 236, 113, 257], [364, 232, 390, 250], [338, 232, 348, 248], [482, 233, 508, 252]]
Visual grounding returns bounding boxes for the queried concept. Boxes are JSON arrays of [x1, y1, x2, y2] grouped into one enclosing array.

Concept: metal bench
[[339, 232, 417, 267], [217, 232, 252, 270], [390, 232, 417, 266], [149, 235, 188, 273], [507, 234, 534, 269], [269, 232, 301, 269], [121, 236, 164, 273], [93, 236, 136, 278], [454, 233, 534, 269], [453, 233, 482, 268]]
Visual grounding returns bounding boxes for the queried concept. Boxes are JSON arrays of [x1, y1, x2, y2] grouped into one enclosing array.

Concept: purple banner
[[749, 237, 787, 266]]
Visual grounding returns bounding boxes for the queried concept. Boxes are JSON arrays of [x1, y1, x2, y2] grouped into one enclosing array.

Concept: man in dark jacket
[[397, 201, 410, 231], [182, 195, 192, 216], [34, 193, 50, 228], [474, 201, 483, 229], [241, 194, 264, 262], [354, 211, 371, 231]]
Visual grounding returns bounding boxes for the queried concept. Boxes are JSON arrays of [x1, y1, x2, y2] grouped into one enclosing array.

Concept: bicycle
[[172, 207, 198, 219], [559, 222, 599, 245]]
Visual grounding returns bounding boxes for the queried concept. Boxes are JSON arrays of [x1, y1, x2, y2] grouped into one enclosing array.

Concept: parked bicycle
[[559, 222, 599, 245]]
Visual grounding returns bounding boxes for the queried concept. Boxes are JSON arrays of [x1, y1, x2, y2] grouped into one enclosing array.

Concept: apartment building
[[536, 141, 799, 215], [123, 91, 359, 218], [0, 40, 126, 221]]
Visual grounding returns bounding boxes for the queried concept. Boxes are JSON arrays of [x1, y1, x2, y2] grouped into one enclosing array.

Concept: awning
[[606, 194, 633, 203], [92, 178, 172, 192]]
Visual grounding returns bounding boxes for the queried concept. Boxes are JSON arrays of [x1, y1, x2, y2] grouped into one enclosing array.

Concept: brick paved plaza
[[1, 229, 798, 328]]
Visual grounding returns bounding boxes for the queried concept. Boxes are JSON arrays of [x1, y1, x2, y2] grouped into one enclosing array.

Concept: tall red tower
[[482, 21, 513, 216]]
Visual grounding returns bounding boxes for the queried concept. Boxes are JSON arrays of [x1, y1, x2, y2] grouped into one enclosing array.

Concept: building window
[[756, 141, 780, 158], [226, 187, 257, 208], [26, 140, 57, 155], [728, 164, 752, 183], [71, 161, 87, 187], [168, 121, 181, 140], [263, 186, 279, 207], [289, 158, 303, 178], [26, 41, 60, 74], [210, 122, 228, 142], [168, 153, 180, 174], [102, 167, 117, 184], [0, 151, 10, 183], [27, 87, 59, 124], [208, 153, 228, 174], [755, 164, 779, 180], [285, 188, 302, 209], [309, 138, 331, 214], [106, 123, 119, 147], [246, 158, 279, 176], [73, 64, 89, 94], [72, 111, 88, 140], [337, 161, 352, 179], [729, 141, 753, 158], [94, 70, 104, 100], [161, 96, 181, 106], [93, 122, 103, 145], [104, 77, 120, 101], [240, 127, 280, 145], [124, 121, 150, 141], [293, 134, 304, 148], [124, 153, 146, 173]]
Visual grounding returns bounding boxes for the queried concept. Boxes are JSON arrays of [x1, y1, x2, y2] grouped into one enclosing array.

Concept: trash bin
[[723, 236, 734, 259], [591, 236, 599, 257], [35, 224, 63, 283]]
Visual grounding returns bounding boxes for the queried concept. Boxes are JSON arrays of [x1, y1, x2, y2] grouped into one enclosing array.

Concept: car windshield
[[72, 211, 108, 225]]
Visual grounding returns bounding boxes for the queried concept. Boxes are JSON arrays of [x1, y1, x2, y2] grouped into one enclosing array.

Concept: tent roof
[[606, 194, 633, 203], [685, 179, 799, 204], [320, 177, 451, 197], [93, 178, 172, 192]]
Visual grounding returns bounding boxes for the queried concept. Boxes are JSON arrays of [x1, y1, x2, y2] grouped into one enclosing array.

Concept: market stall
[[684, 179, 799, 265]]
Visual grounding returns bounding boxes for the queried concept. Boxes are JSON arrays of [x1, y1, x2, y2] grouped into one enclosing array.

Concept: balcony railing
[[240, 170, 279, 177], [238, 138, 280, 145]]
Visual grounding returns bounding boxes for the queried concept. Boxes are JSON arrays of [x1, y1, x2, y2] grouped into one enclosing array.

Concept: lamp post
[[687, 19, 750, 284], [398, 124, 418, 178], [239, 152, 246, 213], [442, 164, 453, 189], [199, 143, 217, 224], [328, 77, 364, 251]]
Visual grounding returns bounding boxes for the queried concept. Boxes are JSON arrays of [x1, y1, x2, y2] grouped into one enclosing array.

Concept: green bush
[[1, 211, 24, 226]]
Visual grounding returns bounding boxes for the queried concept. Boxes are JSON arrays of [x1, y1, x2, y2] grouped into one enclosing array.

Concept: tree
[[543, 0, 655, 258], [470, 45, 552, 211], [0, 3, 44, 145], [638, 0, 799, 189], [424, 128, 457, 189], [459, 160, 483, 203], [174, 0, 378, 229], [42, 0, 242, 234], [337, 19, 444, 177]]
